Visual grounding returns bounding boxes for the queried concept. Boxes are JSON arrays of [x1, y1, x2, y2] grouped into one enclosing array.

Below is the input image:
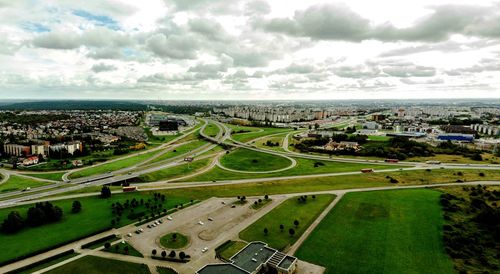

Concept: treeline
[[153, 105, 211, 114], [428, 117, 483, 125], [1, 201, 66, 234], [295, 136, 481, 160], [0, 101, 147, 111], [441, 185, 500, 273], [0, 112, 70, 125]]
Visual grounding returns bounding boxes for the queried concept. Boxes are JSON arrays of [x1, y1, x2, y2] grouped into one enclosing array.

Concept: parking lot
[[123, 196, 285, 272]]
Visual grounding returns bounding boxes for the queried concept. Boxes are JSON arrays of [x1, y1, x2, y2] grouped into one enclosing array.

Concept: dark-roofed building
[[197, 242, 297, 274]]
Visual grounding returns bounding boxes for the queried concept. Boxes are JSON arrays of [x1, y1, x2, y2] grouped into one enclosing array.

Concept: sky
[[0, 0, 500, 100]]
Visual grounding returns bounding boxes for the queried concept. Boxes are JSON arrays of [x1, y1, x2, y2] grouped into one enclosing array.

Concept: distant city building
[[3, 144, 30, 156], [437, 133, 474, 142]]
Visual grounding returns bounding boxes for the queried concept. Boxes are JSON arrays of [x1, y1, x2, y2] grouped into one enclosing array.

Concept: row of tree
[[1, 201, 81, 234]]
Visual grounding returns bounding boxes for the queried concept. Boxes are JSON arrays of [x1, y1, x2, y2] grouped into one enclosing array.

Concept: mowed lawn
[[203, 122, 220, 137], [240, 194, 335, 250], [148, 139, 208, 164], [138, 158, 212, 182], [0, 193, 189, 264], [45, 255, 150, 274], [220, 148, 292, 172], [0, 175, 53, 193], [21, 172, 65, 181], [68, 149, 162, 179], [295, 189, 455, 274], [188, 156, 404, 181], [228, 124, 292, 143]]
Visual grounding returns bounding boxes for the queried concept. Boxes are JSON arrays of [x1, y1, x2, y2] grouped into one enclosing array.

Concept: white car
[[198, 221, 204, 225], [201, 247, 208, 253], [167, 216, 173, 220], [127, 233, 132, 237]]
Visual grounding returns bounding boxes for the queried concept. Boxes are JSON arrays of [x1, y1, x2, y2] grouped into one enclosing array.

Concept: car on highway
[[22, 187, 31, 192]]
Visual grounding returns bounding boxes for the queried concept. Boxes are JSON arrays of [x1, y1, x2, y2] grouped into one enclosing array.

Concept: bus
[[384, 159, 399, 163], [123, 186, 138, 192]]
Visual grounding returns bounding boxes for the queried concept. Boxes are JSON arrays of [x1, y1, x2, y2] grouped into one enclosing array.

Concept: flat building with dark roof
[[197, 241, 297, 274]]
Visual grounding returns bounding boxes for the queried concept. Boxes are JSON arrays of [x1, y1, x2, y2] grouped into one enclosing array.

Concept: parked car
[[208, 217, 213, 221], [167, 216, 173, 220], [201, 247, 208, 253], [127, 233, 132, 237], [198, 221, 204, 225]]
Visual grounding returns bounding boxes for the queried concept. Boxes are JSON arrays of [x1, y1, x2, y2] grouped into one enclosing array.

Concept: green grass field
[[68, 149, 162, 179], [219, 149, 292, 172], [295, 189, 455, 274], [160, 232, 189, 249], [229, 125, 292, 143], [137, 158, 213, 182], [219, 241, 247, 260], [45, 255, 150, 274], [254, 134, 287, 152], [203, 123, 220, 137], [21, 172, 65, 181], [240, 194, 335, 250], [0, 175, 53, 193], [188, 156, 404, 181], [148, 140, 208, 164], [0, 193, 189, 264]]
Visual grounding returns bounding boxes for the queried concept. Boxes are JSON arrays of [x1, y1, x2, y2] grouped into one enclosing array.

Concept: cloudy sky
[[1, 0, 500, 100]]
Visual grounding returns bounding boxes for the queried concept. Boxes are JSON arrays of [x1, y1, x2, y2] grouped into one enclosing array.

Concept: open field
[[68, 149, 162, 179], [137, 158, 213, 182], [45, 255, 150, 274], [21, 172, 65, 181], [203, 122, 220, 137], [219, 149, 292, 172], [160, 232, 189, 249], [0, 193, 189, 264], [409, 153, 498, 164], [228, 124, 293, 143], [0, 175, 53, 193], [148, 140, 208, 164], [254, 134, 288, 152], [49, 168, 500, 202], [295, 189, 454, 274], [240, 194, 335, 250], [188, 157, 405, 181]]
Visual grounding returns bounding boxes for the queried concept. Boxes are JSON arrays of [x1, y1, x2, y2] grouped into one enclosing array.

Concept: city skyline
[[1, 0, 500, 100]]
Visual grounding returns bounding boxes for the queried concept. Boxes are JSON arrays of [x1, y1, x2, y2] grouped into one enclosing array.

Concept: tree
[[104, 242, 111, 249], [152, 249, 157, 256], [161, 250, 167, 258], [169, 250, 176, 258], [124, 245, 129, 255], [179, 251, 186, 260], [72, 200, 82, 213], [27, 207, 45, 227], [279, 224, 284, 232], [172, 233, 177, 242], [264, 227, 268, 235], [289, 228, 295, 237], [312, 195, 316, 200], [115, 245, 120, 252], [264, 195, 269, 200], [100, 186, 111, 198], [294, 220, 299, 227], [1, 211, 24, 233]]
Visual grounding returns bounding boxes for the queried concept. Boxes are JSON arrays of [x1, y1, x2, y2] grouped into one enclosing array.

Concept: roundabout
[[159, 232, 190, 250]]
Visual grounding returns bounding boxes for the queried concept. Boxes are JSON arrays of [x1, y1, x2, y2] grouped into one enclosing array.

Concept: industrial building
[[197, 242, 297, 274]]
